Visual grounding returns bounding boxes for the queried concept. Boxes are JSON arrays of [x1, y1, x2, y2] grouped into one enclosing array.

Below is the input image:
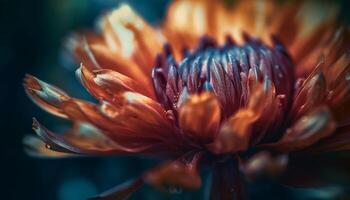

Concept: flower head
[[24, 0, 350, 199]]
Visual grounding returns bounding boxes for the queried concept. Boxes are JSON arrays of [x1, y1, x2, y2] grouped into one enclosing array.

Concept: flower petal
[[25, 76, 183, 157], [76, 64, 155, 101], [212, 79, 279, 153], [60, 94, 184, 157], [179, 92, 221, 143], [164, 0, 275, 49], [101, 5, 163, 73], [290, 72, 326, 122], [210, 59, 238, 116], [69, 33, 151, 88], [164, 0, 215, 58], [269, 1, 338, 76], [24, 74, 70, 118], [321, 51, 350, 127], [23, 135, 74, 158], [261, 106, 336, 152], [31, 118, 134, 155]]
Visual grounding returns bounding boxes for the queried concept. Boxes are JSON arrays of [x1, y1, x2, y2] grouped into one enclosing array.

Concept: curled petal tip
[[23, 75, 71, 118], [23, 74, 40, 90]]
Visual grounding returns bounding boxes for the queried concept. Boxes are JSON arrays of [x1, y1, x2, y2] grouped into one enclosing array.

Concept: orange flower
[[24, 0, 350, 199]]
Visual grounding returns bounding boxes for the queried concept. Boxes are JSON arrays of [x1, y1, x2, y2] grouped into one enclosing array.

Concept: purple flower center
[[152, 36, 294, 117]]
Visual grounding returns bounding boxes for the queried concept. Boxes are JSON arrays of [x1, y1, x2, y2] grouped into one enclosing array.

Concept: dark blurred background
[[1, 0, 350, 200]]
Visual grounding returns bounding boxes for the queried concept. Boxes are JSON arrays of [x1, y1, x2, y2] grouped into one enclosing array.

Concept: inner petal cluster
[[152, 36, 295, 117]]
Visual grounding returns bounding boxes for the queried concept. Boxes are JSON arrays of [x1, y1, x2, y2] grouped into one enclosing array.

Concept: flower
[[24, 0, 350, 199]]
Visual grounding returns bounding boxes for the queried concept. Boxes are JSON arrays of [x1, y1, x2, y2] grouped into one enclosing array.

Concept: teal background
[[2, 0, 350, 199]]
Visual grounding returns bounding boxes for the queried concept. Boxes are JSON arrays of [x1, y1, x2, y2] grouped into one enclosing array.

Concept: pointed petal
[[179, 92, 221, 143], [61, 92, 184, 157], [77, 64, 154, 101], [23, 76, 177, 152], [31, 118, 133, 155], [324, 53, 350, 123], [23, 135, 75, 158], [290, 72, 327, 122], [210, 59, 237, 116], [69, 33, 151, 88], [24, 74, 70, 118]]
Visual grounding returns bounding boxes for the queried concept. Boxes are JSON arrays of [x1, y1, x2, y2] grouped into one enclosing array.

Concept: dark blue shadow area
[[2, 0, 350, 199]]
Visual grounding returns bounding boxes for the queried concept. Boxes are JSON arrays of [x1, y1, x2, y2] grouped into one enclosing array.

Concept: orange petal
[[25, 76, 183, 157], [212, 109, 256, 154], [77, 64, 155, 101], [24, 74, 70, 118], [101, 5, 163, 74], [164, 0, 275, 50], [212, 79, 279, 153], [178, 92, 221, 143], [23, 135, 74, 158], [69, 33, 151, 88], [30, 118, 129, 155], [165, 0, 211, 45]]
